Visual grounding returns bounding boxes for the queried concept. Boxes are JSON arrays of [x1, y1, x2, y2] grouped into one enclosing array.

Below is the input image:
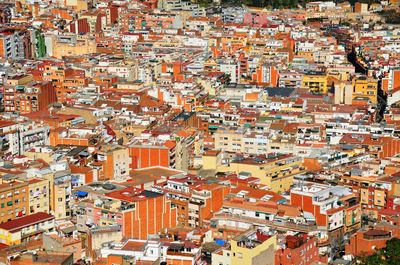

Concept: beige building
[[28, 178, 50, 214], [214, 128, 269, 155], [334, 81, 353, 105], [65, 0, 88, 12], [97, 145, 130, 181], [202, 152, 304, 193], [54, 180, 71, 220], [48, 34, 96, 59]]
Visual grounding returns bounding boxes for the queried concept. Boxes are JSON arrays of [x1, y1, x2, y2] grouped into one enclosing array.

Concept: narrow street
[[347, 47, 387, 122]]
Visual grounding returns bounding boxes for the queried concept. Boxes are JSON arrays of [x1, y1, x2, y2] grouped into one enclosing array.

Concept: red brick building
[[346, 229, 393, 257], [275, 234, 319, 265], [105, 187, 177, 240]]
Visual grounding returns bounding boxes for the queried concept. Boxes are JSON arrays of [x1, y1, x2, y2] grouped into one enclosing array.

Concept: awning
[[76, 191, 88, 197]]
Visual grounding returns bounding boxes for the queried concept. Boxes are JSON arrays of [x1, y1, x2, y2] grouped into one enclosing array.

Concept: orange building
[[0, 179, 29, 223], [154, 176, 230, 228], [32, 62, 87, 104], [252, 64, 279, 86], [346, 229, 393, 256], [3, 75, 56, 114], [275, 235, 318, 265], [128, 141, 176, 169], [49, 128, 90, 147], [96, 145, 130, 181], [382, 69, 400, 93], [105, 188, 177, 240], [290, 183, 345, 237]]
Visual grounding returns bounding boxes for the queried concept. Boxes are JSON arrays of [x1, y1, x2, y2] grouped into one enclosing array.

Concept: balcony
[[212, 213, 318, 233]]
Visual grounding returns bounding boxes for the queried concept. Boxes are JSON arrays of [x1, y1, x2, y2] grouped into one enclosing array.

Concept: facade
[[0, 212, 55, 245], [346, 229, 393, 256], [290, 183, 347, 235], [231, 230, 276, 265], [0, 29, 29, 60], [0, 179, 29, 223], [275, 234, 319, 265], [301, 72, 328, 94], [352, 75, 378, 104], [28, 178, 50, 215], [3, 74, 56, 114], [0, 1, 400, 265]]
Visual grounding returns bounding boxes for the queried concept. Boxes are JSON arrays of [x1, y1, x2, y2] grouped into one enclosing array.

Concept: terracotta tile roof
[[0, 212, 54, 233], [0, 120, 17, 128]]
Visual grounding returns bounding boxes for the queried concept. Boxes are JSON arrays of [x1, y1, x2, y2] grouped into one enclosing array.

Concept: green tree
[[385, 238, 400, 265], [358, 238, 400, 265]]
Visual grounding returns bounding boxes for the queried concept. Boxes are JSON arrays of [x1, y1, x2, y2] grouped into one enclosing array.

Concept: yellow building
[[228, 155, 303, 193], [342, 175, 390, 219], [352, 75, 378, 104], [231, 229, 276, 265], [0, 178, 29, 223], [202, 152, 303, 193], [302, 72, 328, 94], [24, 147, 55, 163], [28, 178, 50, 215], [202, 150, 223, 171], [51, 34, 96, 59], [340, 195, 361, 233], [65, 0, 88, 12], [54, 181, 70, 220], [0, 212, 55, 245]]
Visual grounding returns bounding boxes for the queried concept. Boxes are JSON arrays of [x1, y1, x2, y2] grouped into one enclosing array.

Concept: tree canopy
[[358, 238, 400, 265]]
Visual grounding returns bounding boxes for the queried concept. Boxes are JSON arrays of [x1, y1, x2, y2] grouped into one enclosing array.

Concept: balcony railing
[[212, 213, 318, 233]]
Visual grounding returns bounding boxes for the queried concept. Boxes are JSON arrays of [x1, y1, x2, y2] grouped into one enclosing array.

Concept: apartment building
[[0, 178, 29, 223], [3, 74, 56, 114], [341, 174, 391, 219], [154, 176, 229, 228], [352, 75, 378, 105], [230, 229, 276, 265], [290, 183, 349, 237], [301, 72, 328, 94], [227, 154, 304, 193], [214, 128, 269, 155], [95, 145, 129, 181], [46, 34, 96, 59], [73, 183, 177, 240], [275, 234, 319, 265], [0, 29, 30, 60], [28, 178, 50, 215], [0, 120, 19, 157], [0, 212, 55, 245]]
